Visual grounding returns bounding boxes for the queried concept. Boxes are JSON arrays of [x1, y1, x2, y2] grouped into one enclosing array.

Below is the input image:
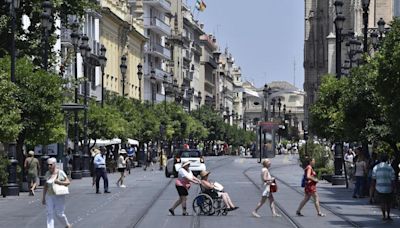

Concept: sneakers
[[120, 185, 126, 188], [296, 211, 304, 216], [104, 191, 111, 193], [252, 211, 261, 218], [169, 208, 175, 216], [317, 213, 326, 217]]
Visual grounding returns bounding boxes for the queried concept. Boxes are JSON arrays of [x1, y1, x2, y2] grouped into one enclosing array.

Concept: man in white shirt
[[93, 147, 110, 194]]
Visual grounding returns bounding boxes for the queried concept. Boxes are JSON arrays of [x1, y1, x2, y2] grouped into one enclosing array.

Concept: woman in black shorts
[[116, 149, 128, 188], [169, 161, 201, 216]]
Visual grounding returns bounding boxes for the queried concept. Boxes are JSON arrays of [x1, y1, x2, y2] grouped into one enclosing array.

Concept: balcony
[[142, 0, 171, 12], [144, 17, 171, 36], [183, 49, 191, 61], [202, 54, 218, 69], [191, 42, 202, 55], [145, 43, 171, 59]]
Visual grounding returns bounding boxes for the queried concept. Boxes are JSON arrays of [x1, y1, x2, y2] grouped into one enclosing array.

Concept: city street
[[1, 155, 399, 228]]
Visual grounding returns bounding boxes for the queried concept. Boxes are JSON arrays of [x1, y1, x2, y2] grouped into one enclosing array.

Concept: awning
[[127, 138, 139, 145], [233, 87, 260, 97]]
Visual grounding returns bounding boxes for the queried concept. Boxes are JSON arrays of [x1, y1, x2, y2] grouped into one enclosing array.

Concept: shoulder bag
[[270, 179, 278, 193], [52, 170, 69, 195]]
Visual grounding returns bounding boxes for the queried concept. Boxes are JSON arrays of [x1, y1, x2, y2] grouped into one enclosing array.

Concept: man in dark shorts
[[24, 151, 40, 196], [372, 153, 395, 221]]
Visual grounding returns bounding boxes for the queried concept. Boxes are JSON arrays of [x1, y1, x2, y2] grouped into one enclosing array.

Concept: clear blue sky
[[186, 0, 304, 89]]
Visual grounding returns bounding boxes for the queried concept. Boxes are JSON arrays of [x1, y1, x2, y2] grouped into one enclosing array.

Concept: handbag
[[270, 180, 278, 193], [52, 171, 69, 195], [301, 175, 306, 187]]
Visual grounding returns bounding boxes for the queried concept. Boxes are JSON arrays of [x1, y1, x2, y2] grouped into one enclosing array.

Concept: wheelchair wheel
[[192, 194, 214, 215]]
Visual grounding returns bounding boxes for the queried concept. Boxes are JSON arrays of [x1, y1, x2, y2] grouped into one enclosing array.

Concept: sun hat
[[200, 170, 210, 178], [182, 161, 191, 167], [119, 149, 127, 154], [28, 150, 35, 156]]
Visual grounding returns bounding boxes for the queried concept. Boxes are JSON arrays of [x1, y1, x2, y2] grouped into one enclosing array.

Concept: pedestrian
[[372, 153, 395, 221], [93, 147, 111, 194], [116, 149, 128, 188], [42, 157, 72, 228], [353, 147, 367, 198], [144, 146, 153, 171], [200, 170, 239, 211], [24, 150, 40, 196], [367, 152, 379, 204], [169, 161, 201, 216], [252, 159, 280, 218], [296, 157, 325, 217]]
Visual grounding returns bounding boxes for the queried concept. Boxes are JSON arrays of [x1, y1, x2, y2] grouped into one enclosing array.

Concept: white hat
[[119, 149, 127, 154], [28, 150, 34, 156], [182, 161, 191, 167]]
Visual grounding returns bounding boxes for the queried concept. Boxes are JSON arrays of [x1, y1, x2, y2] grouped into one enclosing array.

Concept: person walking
[[169, 161, 201, 216], [353, 147, 367, 198], [252, 159, 280, 218], [116, 149, 128, 188], [42, 157, 72, 228], [93, 147, 111, 194], [372, 153, 396, 221], [296, 157, 325, 217], [24, 150, 40, 196]]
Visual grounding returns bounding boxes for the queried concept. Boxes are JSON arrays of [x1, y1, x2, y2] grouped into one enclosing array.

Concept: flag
[[195, 0, 206, 12]]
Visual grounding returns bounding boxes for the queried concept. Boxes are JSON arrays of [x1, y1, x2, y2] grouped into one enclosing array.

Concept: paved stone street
[[1, 155, 399, 228]]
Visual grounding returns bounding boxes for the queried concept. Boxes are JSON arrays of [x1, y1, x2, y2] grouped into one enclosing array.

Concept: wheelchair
[[192, 187, 228, 216]]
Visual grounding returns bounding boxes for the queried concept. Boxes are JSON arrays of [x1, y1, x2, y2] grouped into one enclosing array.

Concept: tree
[[309, 75, 347, 141], [375, 18, 400, 154], [0, 67, 21, 142], [0, 57, 65, 165], [0, 0, 95, 67]]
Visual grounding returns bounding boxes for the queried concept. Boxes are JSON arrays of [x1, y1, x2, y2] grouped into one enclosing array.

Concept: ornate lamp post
[[41, 0, 53, 70], [137, 63, 143, 101], [334, 0, 345, 79], [6, 0, 20, 82], [79, 35, 91, 177], [120, 55, 127, 97], [197, 91, 202, 119], [277, 98, 282, 118], [262, 84, 270, 121], [271, 98, 276, 118], [2, 0, 20, 197], [99, 45, 107, 108], [150, 69, 156, 105], [362, 0, 370, 53], [70, 21, 82, 180]]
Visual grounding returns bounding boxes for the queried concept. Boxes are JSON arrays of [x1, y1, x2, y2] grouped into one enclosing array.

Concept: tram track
[[243, 166, 304, 228], [131, 156, 233, 228], [243, 160, 361, 228]]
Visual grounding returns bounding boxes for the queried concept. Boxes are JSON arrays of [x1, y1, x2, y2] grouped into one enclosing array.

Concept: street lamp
[[271, 98, 276, 118], [262, 84, 270, 121], [137, 63, 143, 101], [163, 74, 169, 113], [362, 0, 370, 53], [70, 21, 82, 180], [334, 7, 345, 79], [6, 0, 20, 83], [99, 45, 107, 108], [150, 69, 156, 105], [120, 55, 127, 98], [41, 0, 53, 70], [80, 36, 91, 178], [2, 0, 20, 197], [277, 98, 282, 118]]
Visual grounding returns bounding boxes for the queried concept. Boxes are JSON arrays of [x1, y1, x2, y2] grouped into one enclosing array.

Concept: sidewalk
[[246, 154, 400, 227], [0, 163, 169, 228]]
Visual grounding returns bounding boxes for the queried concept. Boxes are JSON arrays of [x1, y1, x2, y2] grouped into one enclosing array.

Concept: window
[[289, 95, 299, 102]]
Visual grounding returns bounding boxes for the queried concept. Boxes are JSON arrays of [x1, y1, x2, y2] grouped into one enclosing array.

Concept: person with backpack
[[296, 157, 325, 217]]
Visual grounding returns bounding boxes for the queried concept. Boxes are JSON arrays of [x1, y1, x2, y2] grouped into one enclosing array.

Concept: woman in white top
[[169, 161, 201, 216], [353, 147, 367, 198], [42, 157, 71, 228], [116, 149, 129, 188], [252, 159, 280, 218]]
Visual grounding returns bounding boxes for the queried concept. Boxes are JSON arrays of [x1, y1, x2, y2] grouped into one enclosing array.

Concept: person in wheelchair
[[200, 170, 239, 211]]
